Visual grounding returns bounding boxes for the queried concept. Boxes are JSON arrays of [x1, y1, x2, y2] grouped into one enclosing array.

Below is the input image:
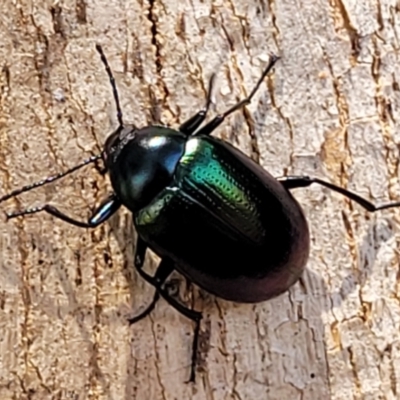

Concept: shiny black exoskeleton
[[2, 45, 400, 382]]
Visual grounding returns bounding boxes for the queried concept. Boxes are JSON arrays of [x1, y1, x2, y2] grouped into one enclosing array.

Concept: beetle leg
[[128, 291, 161, 324], [279, 175, 400, 212], [128, 256, 173, 324], [94, 158, 108, 175], [133, 236, 148, 270], [151, 259, 202, 383], [5, 194, 121, 228], [147, 261, 202, 383], [133, 239, 200, 317], [193, 54, 280, 137], [134, 246, 200, 320], [179, 74, 215, 135], [133, 237, 202, 382]]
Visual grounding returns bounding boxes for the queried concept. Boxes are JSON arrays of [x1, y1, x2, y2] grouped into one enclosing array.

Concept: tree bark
[[1, 0, 400, 399]]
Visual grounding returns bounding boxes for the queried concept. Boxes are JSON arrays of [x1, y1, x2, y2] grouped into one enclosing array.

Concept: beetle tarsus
[[186, 314, 202, 384]]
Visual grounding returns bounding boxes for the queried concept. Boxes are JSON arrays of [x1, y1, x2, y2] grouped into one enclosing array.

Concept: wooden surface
[[1, 0, 400, 399]]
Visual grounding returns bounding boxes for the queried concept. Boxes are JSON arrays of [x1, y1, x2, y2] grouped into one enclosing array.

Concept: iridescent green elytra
[[122, 130, 310, 302]]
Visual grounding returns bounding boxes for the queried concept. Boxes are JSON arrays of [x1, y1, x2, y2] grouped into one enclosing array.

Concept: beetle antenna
[[0, 154, 102, 203], [95, 44, 124, 128]]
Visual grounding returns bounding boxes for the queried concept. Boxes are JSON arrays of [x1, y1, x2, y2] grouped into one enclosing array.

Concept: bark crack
[[321, 53, 351, 187], [75, 0, 87, 24], [331, 0, 361, 61], [267, 76, 295, 163], [62, 52, 104, 157], [266, 0, 280, 48], [149, 314, 168, 399], [0, 65, 12, 193], [147, 0, 171, 123], [148, 0, 161, 75], [347, 345, 362, 397], [28, 10, 64, 172]]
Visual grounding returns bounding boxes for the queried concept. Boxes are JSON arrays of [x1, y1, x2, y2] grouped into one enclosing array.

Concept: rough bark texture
[[1, 0, 400, 399]]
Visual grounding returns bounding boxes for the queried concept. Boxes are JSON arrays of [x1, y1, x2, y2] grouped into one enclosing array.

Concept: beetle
[[2, 45, 400, 382]]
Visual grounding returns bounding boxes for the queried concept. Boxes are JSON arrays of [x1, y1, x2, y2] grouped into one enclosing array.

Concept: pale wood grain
[[1, 0, 400, 399]]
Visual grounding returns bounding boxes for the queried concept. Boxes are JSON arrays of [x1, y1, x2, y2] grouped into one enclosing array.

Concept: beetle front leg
[[133, 237, 202, 382], [193, 54, 280, 137], [5, 194, 121, 228]]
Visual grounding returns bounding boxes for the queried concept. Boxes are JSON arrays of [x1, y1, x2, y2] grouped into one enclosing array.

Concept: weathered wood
[[1, 0, 400, 399]]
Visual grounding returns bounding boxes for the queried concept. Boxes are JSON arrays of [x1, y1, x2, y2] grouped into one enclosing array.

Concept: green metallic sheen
[[134, 135, 309, 303]]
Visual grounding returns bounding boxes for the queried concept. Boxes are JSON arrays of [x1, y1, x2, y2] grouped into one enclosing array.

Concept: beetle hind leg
[[133, 237, 202, 382], [279, 175, 400, 212]]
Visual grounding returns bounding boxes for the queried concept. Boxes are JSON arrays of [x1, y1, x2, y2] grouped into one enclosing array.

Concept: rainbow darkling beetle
[[2, 45, 400, 382]]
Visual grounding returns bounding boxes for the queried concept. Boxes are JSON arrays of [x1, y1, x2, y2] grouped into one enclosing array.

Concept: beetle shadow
[[101, 98, 400, 392]]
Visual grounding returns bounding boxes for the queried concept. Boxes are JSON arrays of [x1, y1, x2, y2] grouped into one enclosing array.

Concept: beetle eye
[[103, 130, 120, 163]]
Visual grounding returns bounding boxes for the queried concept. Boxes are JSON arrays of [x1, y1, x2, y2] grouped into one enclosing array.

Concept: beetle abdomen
[[135, 136, 310, 302]]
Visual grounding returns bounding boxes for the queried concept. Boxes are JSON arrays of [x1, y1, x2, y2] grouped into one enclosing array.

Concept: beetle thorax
[[106, 126, 187, 212]]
